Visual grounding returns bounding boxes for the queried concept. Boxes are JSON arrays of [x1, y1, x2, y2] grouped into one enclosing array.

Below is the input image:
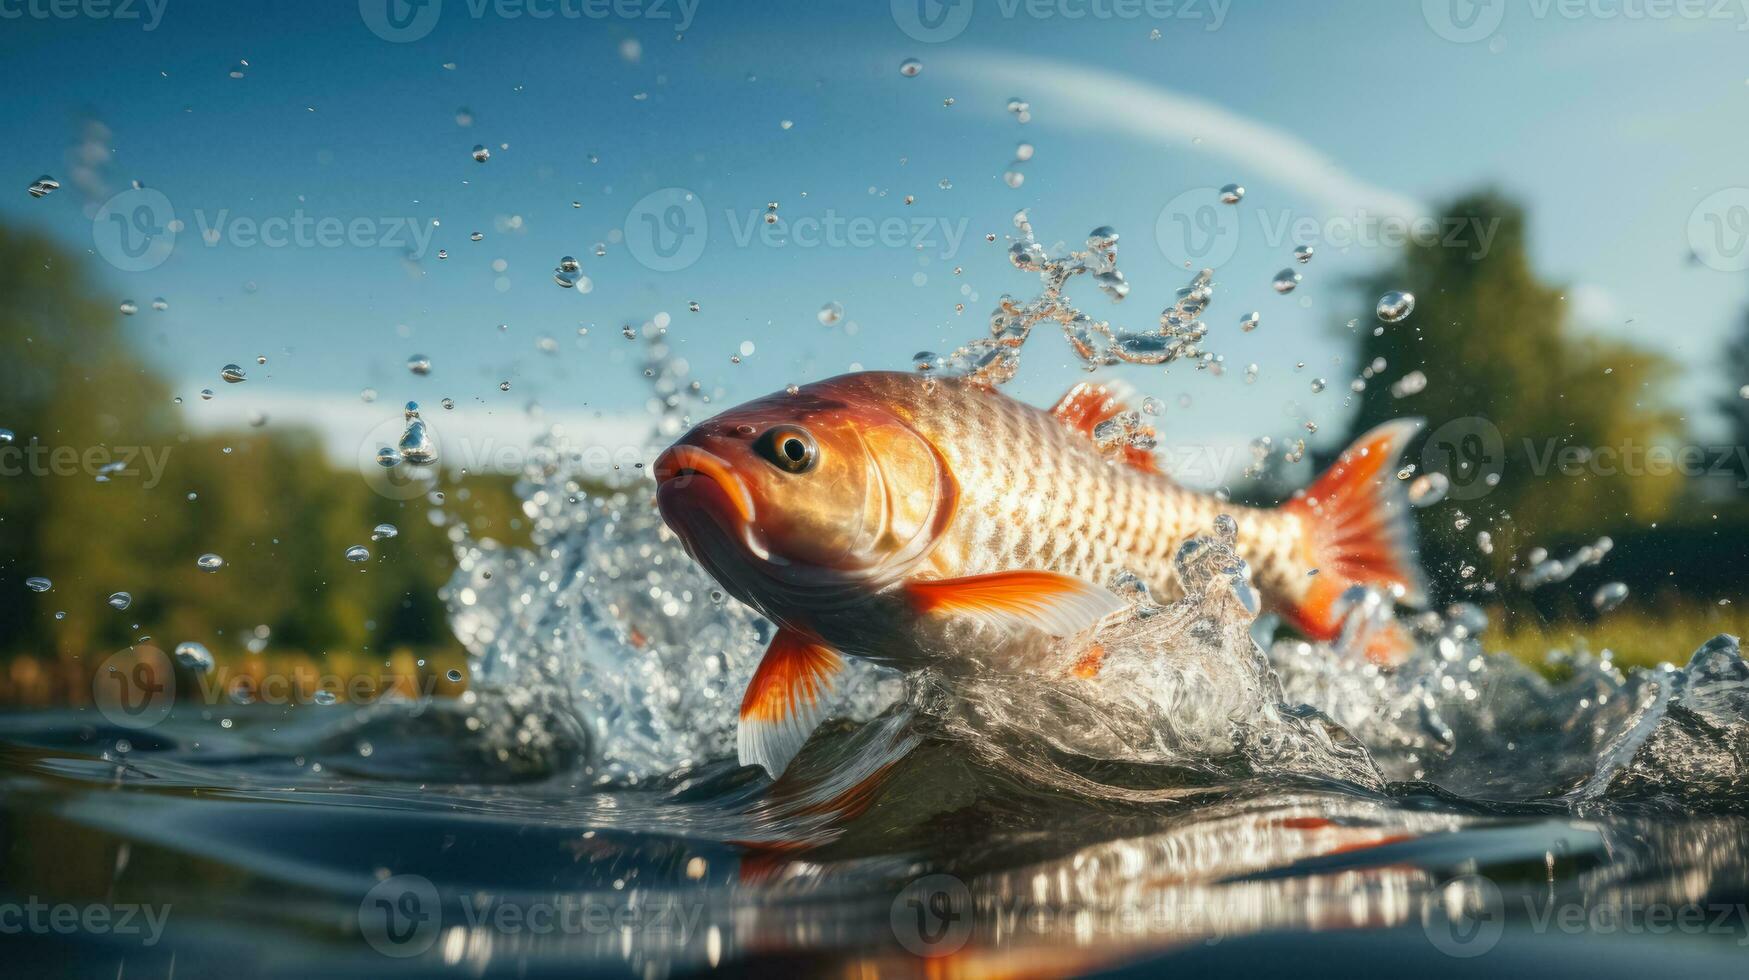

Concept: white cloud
[[941, 54, 1428, 221], [180, 389, 657, 476]]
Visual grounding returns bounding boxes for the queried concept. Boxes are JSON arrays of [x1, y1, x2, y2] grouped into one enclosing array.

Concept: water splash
[[914, 213, 1215, 387]]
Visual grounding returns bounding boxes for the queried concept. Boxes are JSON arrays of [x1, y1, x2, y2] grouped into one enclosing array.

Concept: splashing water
[[914, 213, 1214, 387]]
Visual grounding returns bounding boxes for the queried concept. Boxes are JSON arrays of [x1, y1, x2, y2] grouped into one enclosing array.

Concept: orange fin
[[1049, 381, 1159, 473], [1280, 420, 1427, 660], [907, 570, 1126, 637], [738, 630, 846, 777]]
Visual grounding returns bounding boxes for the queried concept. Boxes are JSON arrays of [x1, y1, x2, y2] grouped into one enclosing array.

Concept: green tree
[[1341, 191, 1682, 584]]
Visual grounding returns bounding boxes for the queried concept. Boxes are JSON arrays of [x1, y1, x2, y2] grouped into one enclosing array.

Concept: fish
[[653, 371, 1425, 776]]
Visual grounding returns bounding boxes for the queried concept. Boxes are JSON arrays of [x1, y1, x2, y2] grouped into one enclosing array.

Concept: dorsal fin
[[1048, 381, 1159, 473]]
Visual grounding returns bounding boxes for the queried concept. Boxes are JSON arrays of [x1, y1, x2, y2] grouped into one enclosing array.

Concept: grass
[[1486, 601, 1746, 671]]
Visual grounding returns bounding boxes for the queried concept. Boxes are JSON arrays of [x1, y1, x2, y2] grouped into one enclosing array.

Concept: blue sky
[[3, 0, 1747, 479]]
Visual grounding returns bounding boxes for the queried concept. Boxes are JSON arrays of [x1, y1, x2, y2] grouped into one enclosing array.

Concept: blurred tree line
[[1248, 191, 1749, 617], [0, 226, 526, 679]]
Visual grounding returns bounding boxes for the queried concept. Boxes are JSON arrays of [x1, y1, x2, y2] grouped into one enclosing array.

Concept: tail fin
[[1279, 419, 1427, 652]]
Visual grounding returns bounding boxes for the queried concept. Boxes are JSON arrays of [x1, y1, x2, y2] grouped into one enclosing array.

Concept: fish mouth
[[653, 445, 756, 525]]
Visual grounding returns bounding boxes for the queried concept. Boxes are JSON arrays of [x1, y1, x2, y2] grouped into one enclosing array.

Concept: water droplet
[[1014, 142, 1035, 162], [554, 255, 583, 288], [371, 523, 399, 541], [688, 300, 700, 312], [220, 364, 247, 383], [174, 641, 214, 672], [471, 144, 490, 162], [313, 689, 338, 706], [440, 397, 455, 410], [406, 354, 432, 376], [1377, 290, 1416, 322], [817, 301, 844, 326], [1003, 170, 1025, 188], [1408, 473, 1449, 507], [498, 380, 511, 392], [899, 57, 922, 77], [199, 389, 215, 400], [1219, 183, 1244, 204], [1240, 311, 1260, 332], [0, 429, 14, 445], [1310, 378, 1327, 393], [197, 553, 225, 572], [1271, 269, 1301, 294], [26, 175, 59, 198], [397, 407, 437, 465], [376, 446, 402, 467], [107, 591, 132, 610], [345, 545, 370, 563], [119, 300, 138, 316], [25, 577, 51, 593], [1593, 581, 1629, 613], [151, 297, 169, 311], [1293, 245, 1314, 264]]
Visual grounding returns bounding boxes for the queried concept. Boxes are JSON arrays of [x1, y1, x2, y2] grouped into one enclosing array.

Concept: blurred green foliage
[[0, 225, 526, 674]]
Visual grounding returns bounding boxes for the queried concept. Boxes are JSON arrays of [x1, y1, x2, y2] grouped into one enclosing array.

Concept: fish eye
[[757, 426, 818, 474]]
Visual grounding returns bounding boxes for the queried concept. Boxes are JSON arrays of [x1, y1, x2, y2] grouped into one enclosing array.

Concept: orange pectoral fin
[[906, 570, 1127, 637], [738, 630, 847, 776]]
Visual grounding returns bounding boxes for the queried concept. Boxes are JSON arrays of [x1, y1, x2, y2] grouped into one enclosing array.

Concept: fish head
[[654, 382, 956, 613]]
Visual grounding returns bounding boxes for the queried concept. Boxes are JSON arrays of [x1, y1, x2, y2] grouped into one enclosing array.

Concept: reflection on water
[[2, 704, 1749, 977]]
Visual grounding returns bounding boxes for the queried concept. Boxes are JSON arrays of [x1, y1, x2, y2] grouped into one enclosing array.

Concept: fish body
[[654, 371, 1424, 775]]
